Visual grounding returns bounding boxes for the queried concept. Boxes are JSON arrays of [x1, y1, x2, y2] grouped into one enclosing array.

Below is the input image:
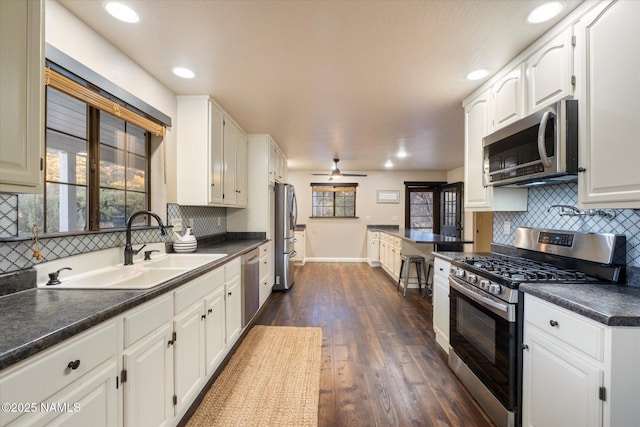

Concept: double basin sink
[[36, 245, 227, 290]]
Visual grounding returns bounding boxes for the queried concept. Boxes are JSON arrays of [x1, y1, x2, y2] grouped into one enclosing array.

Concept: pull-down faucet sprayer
[[124, 211, 166, 265]]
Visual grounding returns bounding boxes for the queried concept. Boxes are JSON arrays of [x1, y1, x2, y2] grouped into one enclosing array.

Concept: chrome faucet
[[546, 204, 616, 219], [124, 211, 166, 265], [546, 204, 583, 216]]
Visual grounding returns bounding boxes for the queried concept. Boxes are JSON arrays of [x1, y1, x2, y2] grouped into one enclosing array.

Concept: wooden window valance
[[44, 66, 165, 137]]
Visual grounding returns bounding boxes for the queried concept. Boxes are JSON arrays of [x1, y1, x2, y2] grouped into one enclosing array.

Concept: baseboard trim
[[304, 257, 367, 263]]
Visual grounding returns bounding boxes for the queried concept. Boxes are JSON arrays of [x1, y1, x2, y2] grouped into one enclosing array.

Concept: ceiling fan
[[311, 158, 367, 180]]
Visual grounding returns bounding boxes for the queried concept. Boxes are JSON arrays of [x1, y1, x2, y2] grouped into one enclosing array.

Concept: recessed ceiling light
[[384, 160, 393, 168], [397, 148, 407, 158], [466, 69, 489, 81], [173, 67, 195, 79], [104, 2, 139, 23], [527, 2, 564, 24]]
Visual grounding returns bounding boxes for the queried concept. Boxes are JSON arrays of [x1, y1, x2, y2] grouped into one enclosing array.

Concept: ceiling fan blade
[[310, 173, 330, 175], [342, 173, 368, 177]]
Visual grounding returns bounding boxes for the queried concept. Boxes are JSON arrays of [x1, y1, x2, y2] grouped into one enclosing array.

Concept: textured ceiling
[[56, 0, 583, 173]]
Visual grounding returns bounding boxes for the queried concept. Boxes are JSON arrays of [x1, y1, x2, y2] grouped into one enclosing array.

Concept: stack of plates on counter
[[173, 240, 197, 253]]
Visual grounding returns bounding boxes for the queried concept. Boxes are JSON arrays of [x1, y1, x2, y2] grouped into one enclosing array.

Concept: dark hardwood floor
[[255, 262, 495, 427]]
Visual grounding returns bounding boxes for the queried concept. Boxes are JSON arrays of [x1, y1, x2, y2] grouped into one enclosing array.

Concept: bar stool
[[423, 258, 434, 299], [397, 254, 428, 297]]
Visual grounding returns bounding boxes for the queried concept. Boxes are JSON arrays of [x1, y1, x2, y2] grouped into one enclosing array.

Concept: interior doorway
[[473, 211, 493, 252]]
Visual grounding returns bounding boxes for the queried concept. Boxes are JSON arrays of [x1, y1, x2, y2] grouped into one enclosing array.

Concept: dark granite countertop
[[519, 282, 640, 327], [0, 237, 267, 370], [373, 228, 473, 247]]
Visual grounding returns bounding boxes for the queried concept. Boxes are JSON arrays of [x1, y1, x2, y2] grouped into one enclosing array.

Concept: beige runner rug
[[186, 325, 322, 427]]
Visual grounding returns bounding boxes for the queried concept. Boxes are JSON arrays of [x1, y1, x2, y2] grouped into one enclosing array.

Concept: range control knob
[[467, 274, 478, 284], [454, 269, 466, 279], [488, 284, 502, 295], [479, 279, 490, 291]]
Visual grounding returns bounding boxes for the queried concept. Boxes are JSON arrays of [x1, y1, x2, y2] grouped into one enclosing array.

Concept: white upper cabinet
[[526, 27, 575, 113], [464, 90, 492, 210], [269, 139, 288, 184], [574, 0, 640, 208], [177, 96, 247, 207], [492, 64, 525, 130], [463, 89, 528, 211], [0, 0, 44, 194]]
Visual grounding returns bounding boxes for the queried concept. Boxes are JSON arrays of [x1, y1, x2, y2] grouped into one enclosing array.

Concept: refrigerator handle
[[291, 192, 298, 230]]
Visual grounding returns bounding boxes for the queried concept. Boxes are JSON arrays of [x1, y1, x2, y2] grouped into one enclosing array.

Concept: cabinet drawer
[[0, 320, 117, 420], [174, 267, 224, 314], [225, 258, 241, 281], [381, 233, 389, 242], [392, 237, 402, 247], [525, 295, 604, 360], [123, 294, 172, 348], [259, 243, 269, 256], [434, 257, 451, 276], [369, 231, 379, 239]]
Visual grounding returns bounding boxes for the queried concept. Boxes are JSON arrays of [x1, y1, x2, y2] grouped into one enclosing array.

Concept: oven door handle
[[449, 276, 516, 322]]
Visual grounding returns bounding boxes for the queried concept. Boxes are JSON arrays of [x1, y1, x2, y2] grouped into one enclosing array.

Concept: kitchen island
[[368, 226, 472, 285]]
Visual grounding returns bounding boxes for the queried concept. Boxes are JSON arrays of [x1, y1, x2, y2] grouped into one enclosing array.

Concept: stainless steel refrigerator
[[274, 183, 297, 290]]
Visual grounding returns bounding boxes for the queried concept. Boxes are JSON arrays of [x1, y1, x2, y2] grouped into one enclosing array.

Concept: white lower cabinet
[[0, 255, 252, 427], [258, 241, 273, 307], [291, 230, 305, 266], [122, 323, 174, 427], [366, 231, 380, 267], [173, 266, 225, 416], [224, 258, 242, 347], [204, 286, 226, 375], [0, 321, 119, 427], [173, 300, 206, 415], [522, 294, 640, 427], [380, 233, 402, 282], [432, 257, 451, 353]]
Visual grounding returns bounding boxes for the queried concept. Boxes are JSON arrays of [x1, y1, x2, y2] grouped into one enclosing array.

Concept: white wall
[[287, 169, 448, 261], [45, 0, 178, 208]]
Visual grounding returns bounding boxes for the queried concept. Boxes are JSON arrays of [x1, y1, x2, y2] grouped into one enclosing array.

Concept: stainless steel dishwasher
[[242, 248, 260, 327]]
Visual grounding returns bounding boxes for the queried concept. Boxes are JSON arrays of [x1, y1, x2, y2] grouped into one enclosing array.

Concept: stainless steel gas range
[[447, 227, 626, 427]]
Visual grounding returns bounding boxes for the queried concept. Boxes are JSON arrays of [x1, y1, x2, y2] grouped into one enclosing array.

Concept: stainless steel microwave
[[483, 99, 578, 187]]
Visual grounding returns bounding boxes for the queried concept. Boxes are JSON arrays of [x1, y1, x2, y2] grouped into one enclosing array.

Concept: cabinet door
[[15, 360, 118, 427], [123, 322, 174, 427], [173, 302, 205, 415], [492, 64, 524, 129], [575, 0, 640, 208], [225, 275, 242, 346], [205, 286, 226, 376], [209, 101, 224, 205], [433, 258, 451, 353], [464, 90, 492, 210], [279, 152, 287, 183], [0, 0, 43, 193], [223, 119, 237, 206], [235, 131, 248, 206], [269, 140, 279, 184], [522, 326, 603, 427], [527, 28, 574, 112]]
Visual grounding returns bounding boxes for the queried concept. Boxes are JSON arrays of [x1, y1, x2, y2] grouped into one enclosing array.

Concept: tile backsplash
[[0, 200, 226, 274], [493, 183, 640, 268]]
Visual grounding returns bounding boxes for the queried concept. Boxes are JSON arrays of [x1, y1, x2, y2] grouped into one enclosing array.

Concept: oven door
[[449, 276, 518, 410]]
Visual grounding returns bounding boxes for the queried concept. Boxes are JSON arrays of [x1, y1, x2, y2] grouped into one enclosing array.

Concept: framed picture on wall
[[377, 190, 400, 204]]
